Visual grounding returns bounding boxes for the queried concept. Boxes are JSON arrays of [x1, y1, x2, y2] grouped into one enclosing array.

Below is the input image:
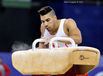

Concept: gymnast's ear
[[54, 16, 57, 20]]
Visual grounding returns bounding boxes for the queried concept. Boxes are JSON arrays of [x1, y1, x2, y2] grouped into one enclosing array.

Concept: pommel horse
[[12, 37, 100, 75]]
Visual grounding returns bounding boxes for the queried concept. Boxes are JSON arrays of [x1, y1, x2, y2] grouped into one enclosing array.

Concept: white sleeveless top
[[44, 19, 73, 47]]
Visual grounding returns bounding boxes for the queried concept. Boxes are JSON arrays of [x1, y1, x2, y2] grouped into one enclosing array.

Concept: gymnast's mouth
[[46, 27, 49, 30]]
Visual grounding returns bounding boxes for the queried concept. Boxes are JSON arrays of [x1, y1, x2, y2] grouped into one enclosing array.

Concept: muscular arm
[[38, 24, 46, 48], [39, 24, 52, 48], [64, 19, 82, 44]]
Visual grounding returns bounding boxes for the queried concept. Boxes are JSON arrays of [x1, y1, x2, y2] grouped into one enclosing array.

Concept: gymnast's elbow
[[76, 35, 82, 44]]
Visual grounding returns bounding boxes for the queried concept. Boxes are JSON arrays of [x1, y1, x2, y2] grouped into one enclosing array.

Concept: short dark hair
[[38, 6, 55, 16]]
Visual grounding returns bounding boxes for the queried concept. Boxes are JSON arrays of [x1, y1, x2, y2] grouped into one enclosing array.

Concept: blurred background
[[0, 0, 103, 76]]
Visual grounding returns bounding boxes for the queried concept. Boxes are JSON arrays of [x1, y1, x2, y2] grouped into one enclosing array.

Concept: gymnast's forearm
[[69, 35, 82, 44]]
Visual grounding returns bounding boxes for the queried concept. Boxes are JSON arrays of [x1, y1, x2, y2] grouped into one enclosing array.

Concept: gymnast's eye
[[41, 20, 45, 23], [46, 18, 50, 22]]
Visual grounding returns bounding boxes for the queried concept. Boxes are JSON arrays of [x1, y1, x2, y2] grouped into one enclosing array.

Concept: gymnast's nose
[[44, 21, 48, 28]]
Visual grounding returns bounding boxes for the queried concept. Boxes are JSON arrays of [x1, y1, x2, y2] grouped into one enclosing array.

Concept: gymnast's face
[[40, 13, 57, 32]]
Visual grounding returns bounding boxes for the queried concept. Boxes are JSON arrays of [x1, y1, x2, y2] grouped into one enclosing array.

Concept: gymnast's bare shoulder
[[63, 18, 82, 44]]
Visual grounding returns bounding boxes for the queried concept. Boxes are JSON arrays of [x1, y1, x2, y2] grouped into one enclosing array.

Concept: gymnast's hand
[[41, 36, 53, 45]]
